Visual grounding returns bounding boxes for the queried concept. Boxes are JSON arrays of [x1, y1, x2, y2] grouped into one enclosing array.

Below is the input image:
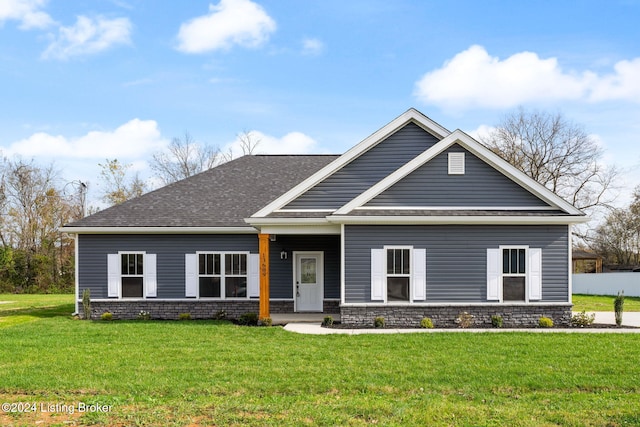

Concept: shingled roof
[[65, 155, 338, 229]]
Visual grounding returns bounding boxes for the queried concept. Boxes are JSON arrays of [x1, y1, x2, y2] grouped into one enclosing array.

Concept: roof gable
[[364, 143, 551, 209], [334, 130, 585, 216], [251, 108, 450, 217]]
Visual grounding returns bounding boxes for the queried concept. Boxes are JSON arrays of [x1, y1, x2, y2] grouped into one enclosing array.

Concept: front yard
[[0, 294, 639, 426]]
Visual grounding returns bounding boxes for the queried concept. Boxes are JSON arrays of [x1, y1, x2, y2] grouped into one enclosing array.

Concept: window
[[121, 253, 144, 298], [197, 253, 248, 298], [386, 248, 410, 301], [502, 248, 526, 301]]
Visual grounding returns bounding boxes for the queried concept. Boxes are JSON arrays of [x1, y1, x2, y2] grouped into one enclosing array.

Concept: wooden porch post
[[258, 234, 270, 319]]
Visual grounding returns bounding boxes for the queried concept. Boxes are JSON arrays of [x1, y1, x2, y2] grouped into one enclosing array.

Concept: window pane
[[518, 249, 526, 274], [121, 254, 128, 275], [510, 249, 518, 274], [199, 254, 206, 275], [122, 277, 143, 298], [402, 249, 410, 274], [239, 254, 247, 275], [502, 249, 509, 274], [199, 277, 220, 298], [387, 277, 409, 301], [503, 276, 525, 301], [136, 254, 144, 275], [213, 254, 220, 275], [226, 277, 247, 298]]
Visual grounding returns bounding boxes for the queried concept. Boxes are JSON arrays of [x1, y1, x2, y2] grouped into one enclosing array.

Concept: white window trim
[[195, 251, 251, 299], [383, 245, 414, 303], [117, 251, 147, 299], [499, 245, 529, 303]]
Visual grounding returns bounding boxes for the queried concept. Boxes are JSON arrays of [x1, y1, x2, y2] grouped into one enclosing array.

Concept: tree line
[[0, 110, 635, 293]]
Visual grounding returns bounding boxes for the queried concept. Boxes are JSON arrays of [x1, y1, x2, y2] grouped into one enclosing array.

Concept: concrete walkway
[[283, 312, 640, 335]]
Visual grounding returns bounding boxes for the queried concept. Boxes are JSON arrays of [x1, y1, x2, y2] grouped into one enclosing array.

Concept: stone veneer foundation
[[84, 299, 340, 320], [339, 305, 573, 328]]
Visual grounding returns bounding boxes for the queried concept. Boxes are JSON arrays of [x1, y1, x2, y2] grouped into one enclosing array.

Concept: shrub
[[238, 312, 258, 326], [456, 311, 474, 328], [100, 311, 113, 321], [178, 313, 191, 321], [259, 317, 272, 327], [538, 316, 554, 328], [571, 311, 595, 328], [491, 315, 503, 328], [137, 310, 151, 320], [213, 310, 227, 320], [374, 316, 385, 328], [420, 317, 434, 329], [81, 288, 91, 320], [322, 316, 334, 327], [615, 291, 625, 326]]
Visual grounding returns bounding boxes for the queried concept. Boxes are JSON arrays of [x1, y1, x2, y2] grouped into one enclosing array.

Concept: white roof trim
[[59, 226, 258, 234], [334, 129, 585, 217], [250, 108, 450, 218], [327, 215, 590, 225]]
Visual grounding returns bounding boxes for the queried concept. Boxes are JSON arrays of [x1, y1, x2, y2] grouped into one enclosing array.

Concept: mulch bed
[[324, 322, 637, 330]]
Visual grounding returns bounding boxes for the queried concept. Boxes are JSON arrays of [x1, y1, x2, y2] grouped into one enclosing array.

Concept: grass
[[1, 295, 640, 426], [572, 294, 640, 312]]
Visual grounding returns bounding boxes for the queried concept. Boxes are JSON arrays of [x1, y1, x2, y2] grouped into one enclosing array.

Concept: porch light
[[280, 249, 288, 260]]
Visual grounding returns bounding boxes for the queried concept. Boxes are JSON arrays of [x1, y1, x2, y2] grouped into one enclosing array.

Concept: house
[[572, 249, 603, 274], [62, 109, 588, 327]]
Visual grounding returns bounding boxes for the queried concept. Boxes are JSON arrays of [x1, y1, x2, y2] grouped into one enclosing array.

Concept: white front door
[[294, 252, 324, 312]]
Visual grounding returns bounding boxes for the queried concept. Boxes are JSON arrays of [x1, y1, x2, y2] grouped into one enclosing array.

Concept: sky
[[1, 0, 639, 209]]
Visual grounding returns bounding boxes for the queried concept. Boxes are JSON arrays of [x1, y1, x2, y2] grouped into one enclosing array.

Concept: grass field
[[572, 294, 640, 312], [1, 294, 639, 426]]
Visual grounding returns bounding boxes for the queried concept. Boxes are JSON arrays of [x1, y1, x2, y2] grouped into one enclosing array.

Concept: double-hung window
[[386, 248, 411, 301], [121, 253, 144, 298], [486, 246, 542, 302], [502, 247, 526, 301], [197, 252, 248, 298]]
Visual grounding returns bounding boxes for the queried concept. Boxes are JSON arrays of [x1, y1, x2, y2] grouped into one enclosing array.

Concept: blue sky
[[1, 0, 639, 206]]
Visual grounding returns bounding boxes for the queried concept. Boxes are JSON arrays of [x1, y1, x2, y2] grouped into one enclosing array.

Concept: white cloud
[[223, 130, 318, 158], [301, 38, 324, 56], [0, 0, 54, 29], [414, 45, 640, 110], [7, 119, 167, 159], [42, 15, 131, 60], [176, 0, 276, 54], [465, 124, 495, 141]]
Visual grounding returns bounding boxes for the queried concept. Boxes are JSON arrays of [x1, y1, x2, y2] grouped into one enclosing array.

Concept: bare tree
[[99, 159, 147, 206], [150, 132, 222, 185], [480, 108, 618, 214], [221, 130, 261, 162], [591, 188, 640, 267]]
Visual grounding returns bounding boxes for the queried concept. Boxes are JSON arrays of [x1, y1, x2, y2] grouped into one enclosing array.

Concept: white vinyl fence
[[573, 272, 640, 297]]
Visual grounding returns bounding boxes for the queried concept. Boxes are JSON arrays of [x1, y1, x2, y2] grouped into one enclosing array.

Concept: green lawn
[[572, 294, 640, 312], [1, 295, 640, 426]]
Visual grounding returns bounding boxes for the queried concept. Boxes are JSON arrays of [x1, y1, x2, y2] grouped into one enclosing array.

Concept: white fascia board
[[59, 226, 258, 235], [335, 130, 585, 217], [456, 132, 585, 216], [327, 215, 590, 225], [244, 217, 332, 226], [354, 206, 561, 211], [250, 108, 450, 218]]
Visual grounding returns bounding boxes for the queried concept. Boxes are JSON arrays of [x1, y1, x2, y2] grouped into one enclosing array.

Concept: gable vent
[[448, 152, 465, 175]]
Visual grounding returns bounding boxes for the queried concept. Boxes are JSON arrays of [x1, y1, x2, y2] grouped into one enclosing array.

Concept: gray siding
[[366, 144, 549, 207], [284, 123, 440, 209], [78, 233, 340, 300], [344, 225, 568, 303], [79, 234, 258, 299], [268, 235, 340, 299]]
